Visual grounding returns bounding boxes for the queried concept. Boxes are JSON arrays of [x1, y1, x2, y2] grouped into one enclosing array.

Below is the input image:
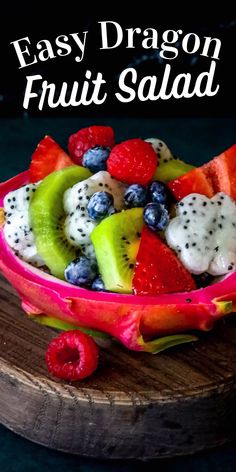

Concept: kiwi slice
[[30, 165, 91, 279], [91, 208, 144, 293], [153, 159, 195, 183]]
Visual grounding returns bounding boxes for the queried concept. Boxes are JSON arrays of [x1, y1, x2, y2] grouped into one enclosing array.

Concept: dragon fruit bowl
[[1, 127, 236, 382], [1, 170, 236, 354]]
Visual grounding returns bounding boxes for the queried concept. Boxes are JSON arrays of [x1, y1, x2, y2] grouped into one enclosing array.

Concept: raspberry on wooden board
[[46, 330, 99, 381]]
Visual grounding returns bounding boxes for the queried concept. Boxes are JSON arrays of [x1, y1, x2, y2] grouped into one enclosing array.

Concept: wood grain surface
[[0, 273, 236, 459]]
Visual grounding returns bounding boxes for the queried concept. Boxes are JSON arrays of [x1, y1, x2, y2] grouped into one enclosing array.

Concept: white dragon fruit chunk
[[4, 183, 38, 212], [165, 192, 236, 276], [145, 138, 174, 164], [3, 183, 44, 267], [64, 171, 127, 260]]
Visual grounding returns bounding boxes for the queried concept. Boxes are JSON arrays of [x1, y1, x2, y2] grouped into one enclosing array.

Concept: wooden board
[[0, 274, 236, 459]]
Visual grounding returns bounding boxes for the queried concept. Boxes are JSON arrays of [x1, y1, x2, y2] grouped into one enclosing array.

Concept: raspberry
[[107, 138, 158, 185], [68, 126, 115, 165], [45, 330, 99, 381]]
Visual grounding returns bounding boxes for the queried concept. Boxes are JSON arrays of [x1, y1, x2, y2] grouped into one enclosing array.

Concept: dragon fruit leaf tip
[[213, 300, 233, 314], [1, 172, 236, 353], [30, 314, 111, 339], [139, 333, 198, 354]]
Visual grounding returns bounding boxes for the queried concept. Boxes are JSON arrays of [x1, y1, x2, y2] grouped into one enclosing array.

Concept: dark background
[[1, 11, 236, 118], [1, 8, 236, 472]]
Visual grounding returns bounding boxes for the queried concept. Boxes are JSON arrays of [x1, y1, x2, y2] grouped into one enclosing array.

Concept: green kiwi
[[30, 166, 91, 279], [153, 159, 195, 183], [91, 208, 144, 293]]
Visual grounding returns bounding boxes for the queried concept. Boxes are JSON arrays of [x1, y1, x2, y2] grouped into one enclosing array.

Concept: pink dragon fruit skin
[[0, 171, 236, 352]]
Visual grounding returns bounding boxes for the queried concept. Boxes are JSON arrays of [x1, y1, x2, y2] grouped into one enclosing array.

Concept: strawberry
[[68, 126, 115, 165], [169, 168, 214, 201], [29, 136, 74, 183], [46, 330, 99, 381], [168, 144, 236, 201], [132, 227, 196, 295], [107, 138, 158, 185]]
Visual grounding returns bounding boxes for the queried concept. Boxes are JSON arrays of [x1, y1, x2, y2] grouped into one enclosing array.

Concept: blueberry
[[148, 181, 167, 204], [124, 184, 147, 208], [87, 191, 115, 221], [91, 276, 106, 291], [82, 146, 110, 173], [144, 203, 169, 231], [65, 257, 97, 287]]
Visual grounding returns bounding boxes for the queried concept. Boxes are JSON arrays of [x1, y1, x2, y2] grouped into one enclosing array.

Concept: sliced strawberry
[[204, 144, 236, 199], [168, 144, 236, 201], [107, 138, 158, 185], [133, 227, 196, 295], [169, 168, 214, 200], [29, 136, 74, 183], [68, 126, 115, 165]]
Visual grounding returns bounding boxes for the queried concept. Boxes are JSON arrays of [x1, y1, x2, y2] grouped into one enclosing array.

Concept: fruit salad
[[0, 125, 236, 381]]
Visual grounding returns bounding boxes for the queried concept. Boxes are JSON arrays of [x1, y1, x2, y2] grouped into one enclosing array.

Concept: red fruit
[[205, 144, 236, 198], [133, 227, 196, 295], [46, 330, 99, 381], [29, 136, 74, 183], [68, 126, 115, 164], [169, 168, 214, 201], [169, 144, 236, 201], [107, 138, 158, 185]]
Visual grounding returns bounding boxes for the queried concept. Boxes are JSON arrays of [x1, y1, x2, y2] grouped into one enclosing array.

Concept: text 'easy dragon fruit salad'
[[0, 125, 236, 381]]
